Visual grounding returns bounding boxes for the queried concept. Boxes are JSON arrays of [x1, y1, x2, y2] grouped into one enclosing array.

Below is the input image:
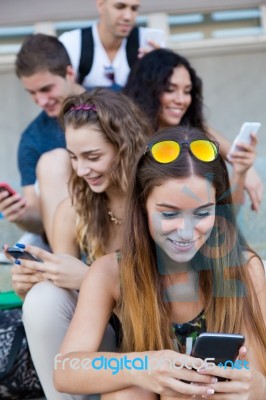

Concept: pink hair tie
[[70, 105, 97, 112]]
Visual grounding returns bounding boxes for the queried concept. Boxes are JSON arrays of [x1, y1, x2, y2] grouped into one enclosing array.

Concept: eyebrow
[[168, 82, 192, 89], [66, 149, 101, 156], [26, 84, 53, 93], [156, 202, 215, 210]]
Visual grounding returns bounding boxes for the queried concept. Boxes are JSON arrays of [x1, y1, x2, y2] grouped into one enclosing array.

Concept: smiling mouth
[[168, 238, 195, 248], [167, 108, 183, 114]]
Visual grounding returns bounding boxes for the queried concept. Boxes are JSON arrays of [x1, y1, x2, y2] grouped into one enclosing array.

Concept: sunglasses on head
[[144, 139, 219, 164]]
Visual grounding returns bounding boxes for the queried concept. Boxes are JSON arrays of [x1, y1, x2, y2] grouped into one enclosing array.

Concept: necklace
[[108, 210, 123, 225]]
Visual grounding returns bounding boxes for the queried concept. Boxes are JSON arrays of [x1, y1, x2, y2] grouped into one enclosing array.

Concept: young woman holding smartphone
[[6, 89, 150, 400], [49, 126, 265, 399], [124, 48, 263, 212]]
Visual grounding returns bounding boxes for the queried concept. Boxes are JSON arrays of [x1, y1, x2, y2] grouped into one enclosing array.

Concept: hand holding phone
[[141, 28, 165, 50], [0, 182, 17, 197], [191, 333, 245, 366], [6, 246, 44, 262], [228, 122, 261, 160]]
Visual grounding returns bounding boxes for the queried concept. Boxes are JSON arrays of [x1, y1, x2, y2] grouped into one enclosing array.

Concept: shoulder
[[246, 252, 266, 290], [19, 111, 46, 139], [59, 29, 81, 47], [55, 197, 75, 220], [83, 253, 120, 301], [38, 148, 69, 168], [245, 252, 266, 323], [20, 112, 60, 142]]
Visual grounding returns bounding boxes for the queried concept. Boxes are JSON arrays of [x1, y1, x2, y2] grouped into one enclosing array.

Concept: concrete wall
[[190, 50, 266, 153], [1, 0, 265, 26]]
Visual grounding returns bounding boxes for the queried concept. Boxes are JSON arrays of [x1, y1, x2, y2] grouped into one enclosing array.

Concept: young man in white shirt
[[60, 0, 164, 88]]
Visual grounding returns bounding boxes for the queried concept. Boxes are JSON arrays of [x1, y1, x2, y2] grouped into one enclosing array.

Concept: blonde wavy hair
[[60, 89, 151, 263]]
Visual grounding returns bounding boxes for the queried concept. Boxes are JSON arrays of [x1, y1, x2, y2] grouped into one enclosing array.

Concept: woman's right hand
[[132, 350, 216, 398], [11, 263, 45, 299], [3, 243, 45, 298], [8, 244, 88, 290]]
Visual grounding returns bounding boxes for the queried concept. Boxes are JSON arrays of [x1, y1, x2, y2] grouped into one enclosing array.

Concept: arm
[[10, 244, 88, 290], [0, 184, 43, 233], [207, 127, 263, 211], [19, 185, 43, 232], [54, 254, 216, 398], [229, 134, 257, 207], [37, 148, 72, 246], [11, 263, 45, 300], [51, 197, 79, 257], [3, 243, 45, 300]]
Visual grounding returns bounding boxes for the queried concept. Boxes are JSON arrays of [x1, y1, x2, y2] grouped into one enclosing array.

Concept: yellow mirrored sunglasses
[[144, 139, 219, 164]]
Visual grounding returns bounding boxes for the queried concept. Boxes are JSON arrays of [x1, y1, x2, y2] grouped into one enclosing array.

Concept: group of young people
[[0, 1, 265, 399]]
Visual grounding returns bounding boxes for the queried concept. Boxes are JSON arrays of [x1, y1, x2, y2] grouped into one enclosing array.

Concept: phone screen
[[228, 122, 261, 158], [141, 28, 165, 49]]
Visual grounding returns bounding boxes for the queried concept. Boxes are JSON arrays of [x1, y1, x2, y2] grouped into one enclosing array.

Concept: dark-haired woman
[[124, 48, 263, 212], [53, 126, 266, 399]]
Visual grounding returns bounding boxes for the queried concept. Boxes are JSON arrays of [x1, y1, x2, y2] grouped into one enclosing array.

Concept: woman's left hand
[[13, 244, 88, 290], [198, 346, 266, 399], [138, 40, 161, 59]]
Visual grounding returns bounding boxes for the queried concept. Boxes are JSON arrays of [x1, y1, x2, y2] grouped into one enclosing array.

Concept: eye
[[161, 211, 180, 219], [165, 87, 175, 93], [88, 156, 100, 161], [194, 211, 210, 218]]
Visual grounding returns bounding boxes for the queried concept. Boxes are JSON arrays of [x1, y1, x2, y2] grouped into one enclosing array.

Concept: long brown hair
[[60, 89, 151, 263], [119, 125, 266, 373]]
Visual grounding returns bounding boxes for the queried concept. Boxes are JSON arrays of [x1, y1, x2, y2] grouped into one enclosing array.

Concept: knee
[[37, 148, 70, 181], [101, 387, 158, 400], [23, 280, 75, 333]]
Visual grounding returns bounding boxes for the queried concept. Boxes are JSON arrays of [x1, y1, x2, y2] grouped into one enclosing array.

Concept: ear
[[65, 65, 77, 83], [96, 0, 105, 14]]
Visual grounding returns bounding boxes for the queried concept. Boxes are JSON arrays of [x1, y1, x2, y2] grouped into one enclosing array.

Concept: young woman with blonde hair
[[8, 89, 151, 400]]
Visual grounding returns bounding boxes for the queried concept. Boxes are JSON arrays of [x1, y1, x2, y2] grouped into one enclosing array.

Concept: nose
[[76, 160, 91, 177], [122, 7, 133, 21], [173, 90, 186, 105], [35, 92, 49, 107], [176, 217, 194, 241]]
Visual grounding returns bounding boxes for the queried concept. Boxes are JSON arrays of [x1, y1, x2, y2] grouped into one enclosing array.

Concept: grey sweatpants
[[23, 281, 116, 400]]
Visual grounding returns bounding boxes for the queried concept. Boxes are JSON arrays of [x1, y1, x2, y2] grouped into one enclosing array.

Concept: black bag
[[0, 308, 43, 399]]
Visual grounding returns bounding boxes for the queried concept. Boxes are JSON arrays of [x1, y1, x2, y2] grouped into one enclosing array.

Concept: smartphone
[[191, 333, 245, 365], [228, 122, 261, 158], [0, 182, 17, 197], [141, 28, 165, 50], [6, 247, 44, 263]]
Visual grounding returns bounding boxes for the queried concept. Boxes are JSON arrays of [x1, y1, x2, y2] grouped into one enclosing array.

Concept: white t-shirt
[[59, 23, 163, 88]]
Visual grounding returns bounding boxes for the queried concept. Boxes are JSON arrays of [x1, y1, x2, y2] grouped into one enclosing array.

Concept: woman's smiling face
[[66, 124, 117, 194], [146, 176, 216, 264], [158, 65, 192, 128]]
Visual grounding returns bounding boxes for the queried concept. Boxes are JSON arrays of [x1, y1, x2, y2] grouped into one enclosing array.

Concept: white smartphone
[[228, 122, 261, 158], [141, 28, 165, 50]]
